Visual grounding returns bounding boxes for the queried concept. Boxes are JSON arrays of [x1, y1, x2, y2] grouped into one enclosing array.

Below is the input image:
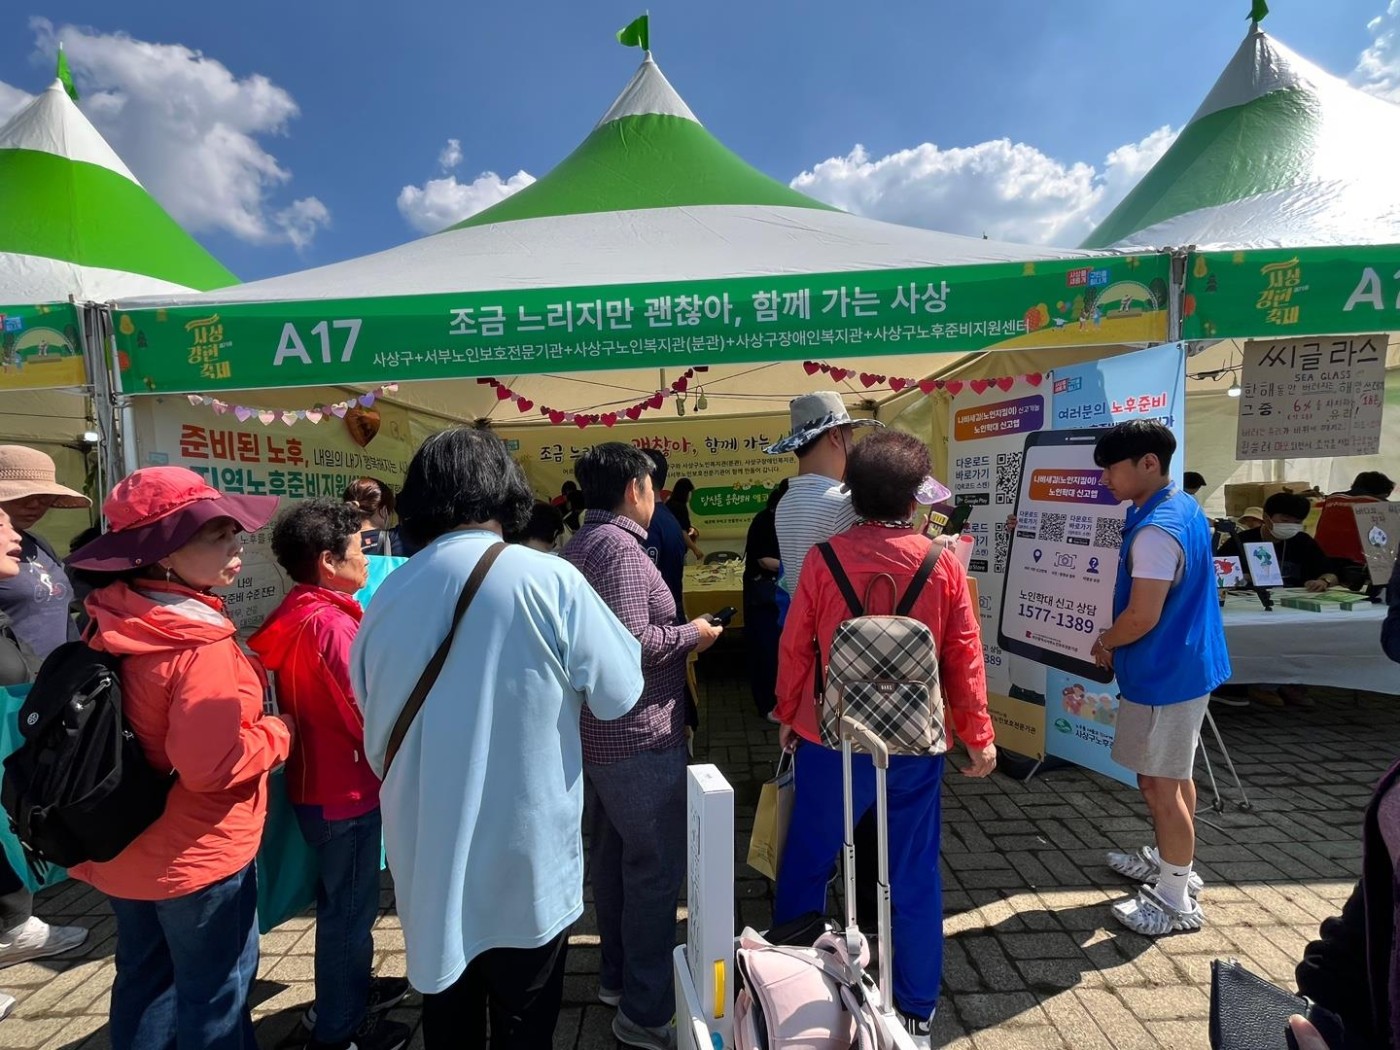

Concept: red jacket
[[775, 525, 994, 751], [72, 580, 292, 900], [1313, 493, 1375, 566], [249, 584, 379, 818]]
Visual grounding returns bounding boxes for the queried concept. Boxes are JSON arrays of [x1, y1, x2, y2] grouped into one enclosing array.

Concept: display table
[[1221, 591, 1395, 693], [683, 562, 745, 629]]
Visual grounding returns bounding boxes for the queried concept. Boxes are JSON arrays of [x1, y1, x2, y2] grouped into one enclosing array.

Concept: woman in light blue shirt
[[350, 428, 644, 1050]]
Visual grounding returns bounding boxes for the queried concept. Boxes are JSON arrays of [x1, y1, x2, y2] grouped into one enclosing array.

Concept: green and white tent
[[0, 79, 236, 301], [1083, 22, 1400, 251], [109, 55, 1164, 420]]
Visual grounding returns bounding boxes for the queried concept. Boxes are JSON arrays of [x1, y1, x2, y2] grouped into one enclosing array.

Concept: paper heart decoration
[[212, 402, 229, 415], [859, 373, 877, 388], [476, 377, 494, 385], [495, 385, 513, 400], [829, 368, 848, 382], [969, 379, 990, 395], [344, 405, 381, 447], [803, 361, 821, 375], [516, 397, 534, 412], [995, 376, 1015, 392], [944, 380, 964, 397], [648, 394, 665, 410], [889, 378, 907, 393], [601, 413, 618, 428], [918, 379, 938, 395], [548, 410, 566, 425], [329, 404, 349, 419], [257, 410, 277, 426], [281, 411, 298, 426], [674, 377, 689, 393], [305, 409, 323, 424], [358, 393, 377, 408], [234, 406, 254, 422], [574, 415, 590, 429], [1024, 372, 1043, 387], [186, 394, 203, 406], [625, 405, 643, 420]]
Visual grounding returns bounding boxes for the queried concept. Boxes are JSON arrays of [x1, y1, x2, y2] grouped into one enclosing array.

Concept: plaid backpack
[[813, 542, 947, 757]]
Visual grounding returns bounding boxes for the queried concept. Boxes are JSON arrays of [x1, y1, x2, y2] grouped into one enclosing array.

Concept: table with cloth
[[1221, 591, 1395, 693], [683, 561, 746, 629]]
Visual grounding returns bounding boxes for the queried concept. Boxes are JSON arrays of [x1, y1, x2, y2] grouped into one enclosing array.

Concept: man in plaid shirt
[[563, 443, 722, 1050]]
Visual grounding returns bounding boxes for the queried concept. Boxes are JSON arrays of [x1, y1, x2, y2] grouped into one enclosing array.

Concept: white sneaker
[[0, 917, 88, 969], [900, 1011, 932, 1050], [1106, 846, 1204, 896], [1112, 886, 1205, 936]]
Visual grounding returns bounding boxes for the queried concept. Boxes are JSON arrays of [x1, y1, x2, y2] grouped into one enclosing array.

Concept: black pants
[[422, 930, 569, 1049], [744, 597, 781, 718], [0, 855, 31, 930]]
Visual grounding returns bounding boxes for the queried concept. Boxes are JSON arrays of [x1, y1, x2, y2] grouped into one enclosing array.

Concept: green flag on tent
[[617, 14, 649, 51], [1248, 0, 1268, 23], [56, 45, 78, 102]]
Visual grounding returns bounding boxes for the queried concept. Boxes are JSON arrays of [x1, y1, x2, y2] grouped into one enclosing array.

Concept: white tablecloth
[[1221, 592, 1396, 693]]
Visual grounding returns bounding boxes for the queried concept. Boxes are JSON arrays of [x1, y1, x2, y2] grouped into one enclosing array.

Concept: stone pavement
[[3, 644, 1395, 1049]]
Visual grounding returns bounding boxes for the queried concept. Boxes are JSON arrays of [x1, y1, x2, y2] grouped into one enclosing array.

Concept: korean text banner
[[0, 302, 87, 391], [113, 256, 1170, 394], [1185, 246, 1400, 340], [133, 395, 414, 631], [500, 414, 794, 540]]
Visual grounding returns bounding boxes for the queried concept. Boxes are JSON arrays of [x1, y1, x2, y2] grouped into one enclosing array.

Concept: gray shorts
[[1110, 694, 1208, 779]]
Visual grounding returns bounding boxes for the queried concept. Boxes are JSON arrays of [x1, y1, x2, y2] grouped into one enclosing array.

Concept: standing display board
[[132, 395, 414, 631], [1352, 501, 1400, 585], [1236, 334, 1385, 460]]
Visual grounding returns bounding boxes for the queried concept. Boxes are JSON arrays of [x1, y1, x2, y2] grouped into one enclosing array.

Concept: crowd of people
[[0, 401, 1393, 1050]]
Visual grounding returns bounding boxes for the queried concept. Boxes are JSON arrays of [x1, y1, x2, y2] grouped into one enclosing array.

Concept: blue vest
[[1112, 485, 1231, 706]]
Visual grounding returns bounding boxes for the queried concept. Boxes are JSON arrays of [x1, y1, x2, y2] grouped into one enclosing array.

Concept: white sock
[[1154, 864, 1194, 911]]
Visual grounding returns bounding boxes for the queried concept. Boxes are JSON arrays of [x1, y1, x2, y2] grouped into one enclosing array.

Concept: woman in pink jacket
[[66, 467, 293, 1050], [250, 498, 408, 1050]]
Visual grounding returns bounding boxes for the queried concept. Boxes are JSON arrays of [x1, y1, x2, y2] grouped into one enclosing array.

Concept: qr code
[[1038, 513, 1067, 542], [1094, 516, 1125, 550], [995, 452, 1022, 505], [993, 519, 1011, 575]]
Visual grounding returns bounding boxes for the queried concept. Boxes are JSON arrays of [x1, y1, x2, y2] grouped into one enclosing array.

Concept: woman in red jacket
[[66, 467, 294, 1050], [771, 430, 996, 1047], [249, 499, 408, 1050]]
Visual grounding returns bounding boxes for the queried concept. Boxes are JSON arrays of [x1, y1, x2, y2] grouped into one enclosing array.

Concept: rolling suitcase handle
[[840, 714, 895, 1023]]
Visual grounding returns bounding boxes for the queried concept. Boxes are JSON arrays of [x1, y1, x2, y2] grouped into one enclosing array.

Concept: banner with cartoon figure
[[132, 394, 414, 631], [0, 303, 87, 391]]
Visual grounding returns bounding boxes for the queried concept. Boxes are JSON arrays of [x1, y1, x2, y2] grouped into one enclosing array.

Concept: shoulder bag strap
[[382, 541, 506, 777], [895, 543, 943, 617], [815, 542, 863, 618]]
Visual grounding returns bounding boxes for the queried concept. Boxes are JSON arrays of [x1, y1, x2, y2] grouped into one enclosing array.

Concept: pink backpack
[[733, 926, 898, 1050]]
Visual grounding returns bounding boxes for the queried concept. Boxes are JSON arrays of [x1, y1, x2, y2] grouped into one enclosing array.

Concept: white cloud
[[30, 18, 328, 249], [0, 81, 33, 125], [397, 166, 535, 234], [790, 126, 1178, 247], [1354, 0, 1400, 102], [437, 137, 462, 170]]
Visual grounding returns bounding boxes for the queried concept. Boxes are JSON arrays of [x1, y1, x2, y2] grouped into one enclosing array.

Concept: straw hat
[[0, 445, 91, 509]]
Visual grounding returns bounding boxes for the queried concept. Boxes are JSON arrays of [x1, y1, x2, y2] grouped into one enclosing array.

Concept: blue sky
[[2, 1, 1396, 283]]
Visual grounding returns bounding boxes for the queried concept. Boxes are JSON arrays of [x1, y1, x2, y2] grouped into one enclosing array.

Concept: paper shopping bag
[[747, 751, 794, 880]]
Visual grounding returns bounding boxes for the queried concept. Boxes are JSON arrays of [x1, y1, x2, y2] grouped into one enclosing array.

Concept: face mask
[[1270, 522, 1304, 540]]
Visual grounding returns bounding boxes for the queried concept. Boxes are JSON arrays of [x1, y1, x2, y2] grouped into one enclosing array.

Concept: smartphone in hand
[[706, 606, 737, 626]]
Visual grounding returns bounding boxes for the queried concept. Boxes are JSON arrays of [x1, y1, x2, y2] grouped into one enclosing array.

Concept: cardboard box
[[1223, 481, 1318, 519]]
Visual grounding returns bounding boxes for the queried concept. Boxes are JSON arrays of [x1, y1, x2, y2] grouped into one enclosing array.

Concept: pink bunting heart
[[517, 397, 533, 412], [945, 380, 964, 397], [548, 410, 566, 425], [859, 373, 877, 388], [674, 377, 688, 393], [358, 393, 376, 407], [889, 378, 907, 393], [648, 394, 665, 410], [330, 404, 349, 418], [234, 406, 253, 422], [970, 379, 990, 395], [281, 411, 298, 426], [601, 413, 618, 428], [495, 385, 513, 400], [803, 361, 821, 375], [257, 410, 277, 426], [1024, 372, 1043, 387], [625, 405, 643, 420], [574, 415, 590, 429], [918, 380, 937, 395], [305, 409, 323, 424], [995, 376, 1015, 392], [829, 368, 848, 382]]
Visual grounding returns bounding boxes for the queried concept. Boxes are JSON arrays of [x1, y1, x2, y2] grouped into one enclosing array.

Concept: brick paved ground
[[4, 643, 1395, 1049]]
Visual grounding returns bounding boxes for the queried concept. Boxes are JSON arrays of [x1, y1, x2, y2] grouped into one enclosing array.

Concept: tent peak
[[0, 78, 139, 184], [594, 54, 699, 129], [1189, 26, 1325, 123]]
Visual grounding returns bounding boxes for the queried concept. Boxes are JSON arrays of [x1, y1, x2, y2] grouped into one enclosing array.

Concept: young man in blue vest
[[1090, 421, 1231, 936]]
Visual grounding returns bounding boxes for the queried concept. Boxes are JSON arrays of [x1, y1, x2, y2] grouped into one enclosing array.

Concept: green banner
[[1185, 246, 1400, 340], [0, 302, 87, 391], [114, 256, 1170, 394]]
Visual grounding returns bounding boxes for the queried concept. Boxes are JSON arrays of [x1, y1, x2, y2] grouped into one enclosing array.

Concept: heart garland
[[179, 384, 400, 427], [802, 361, 1043, 399], [480, 367, 710, 429]]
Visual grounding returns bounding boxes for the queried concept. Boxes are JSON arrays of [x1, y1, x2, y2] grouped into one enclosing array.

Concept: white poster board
[[685, 764, 734, 1049], [1242, 542, 1285, 587], [1236, 335, 1386, 460]]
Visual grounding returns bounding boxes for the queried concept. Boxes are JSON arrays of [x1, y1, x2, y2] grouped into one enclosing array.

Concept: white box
[[685, 764, 734, 1048]]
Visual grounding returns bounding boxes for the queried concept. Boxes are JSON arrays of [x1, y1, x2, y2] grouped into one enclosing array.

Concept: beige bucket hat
[[0, 445, 92, 508]]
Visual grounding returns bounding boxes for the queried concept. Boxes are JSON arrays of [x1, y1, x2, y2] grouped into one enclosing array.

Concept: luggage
[[814, 543, 947, 758], [731, 713, 915, 1050]]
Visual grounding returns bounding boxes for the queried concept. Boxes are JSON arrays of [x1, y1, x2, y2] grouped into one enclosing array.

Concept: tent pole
[[95, 304, 139, 480], [1167, 249, 1188, 343], [79, 302, 123, 497]]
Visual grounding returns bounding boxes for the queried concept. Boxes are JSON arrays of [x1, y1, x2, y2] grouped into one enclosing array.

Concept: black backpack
[[2, 641, 176, 871]]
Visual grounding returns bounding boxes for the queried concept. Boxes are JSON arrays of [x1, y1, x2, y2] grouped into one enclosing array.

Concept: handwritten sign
[[1236, 334, 1386, 460], [1352, 501, 1400, 586]]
